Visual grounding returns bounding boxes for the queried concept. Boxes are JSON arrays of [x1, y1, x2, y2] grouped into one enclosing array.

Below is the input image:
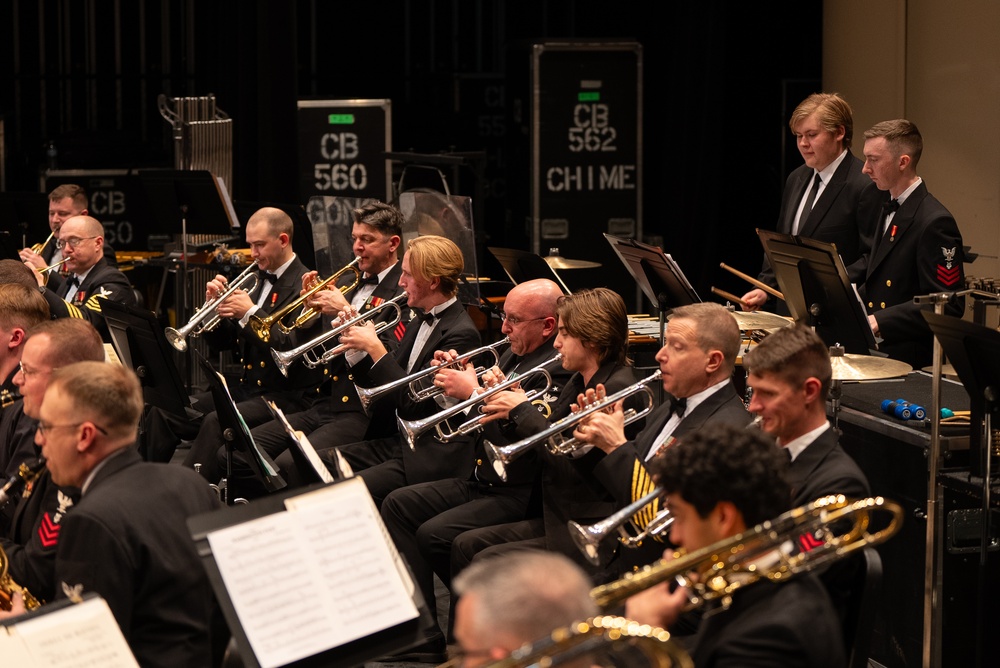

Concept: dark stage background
[[0, 0, 822, 311]]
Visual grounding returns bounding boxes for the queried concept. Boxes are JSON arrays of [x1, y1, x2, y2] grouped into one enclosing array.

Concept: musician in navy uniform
[[182, 207, 324, 482], [35, 215, 135, 342], [239, 202, 409, 490], [847, 119, 965, 368], [1, 362, 222, 668], [624, 423, 846, 668], [0, 281, 49, 423]]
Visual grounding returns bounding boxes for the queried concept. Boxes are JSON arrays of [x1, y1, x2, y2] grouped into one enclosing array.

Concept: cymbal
[[921, 363, 958, 377], [831, 354, 912, 381], [729, 310, 793, 331], [544, 255, 601, 270]]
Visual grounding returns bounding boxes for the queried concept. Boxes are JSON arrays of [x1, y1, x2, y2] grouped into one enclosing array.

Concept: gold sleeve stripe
[[84, 294, 105, 313], [65, 302, 84, 319], [629, 460, 660, 531]]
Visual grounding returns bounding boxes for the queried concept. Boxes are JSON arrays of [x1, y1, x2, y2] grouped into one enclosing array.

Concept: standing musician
[[452, 288, 644, 577], [33, 215, 136, 342], [743, 323, 869, 625], [325, 234, 480, 507], [624, 423, 847, 668], [742, 92, 875, 314], [1, 362, 223, 668], [182, 207, 324, 481], [570, 302, 752, 572], [237, 202, 409, 491], [379, 278, 569, 662], [1, 319, 105, 603], [0, 279, 49, 421]]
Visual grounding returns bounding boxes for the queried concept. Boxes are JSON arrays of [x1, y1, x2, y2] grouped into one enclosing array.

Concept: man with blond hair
[[0, 283, 49, 420]]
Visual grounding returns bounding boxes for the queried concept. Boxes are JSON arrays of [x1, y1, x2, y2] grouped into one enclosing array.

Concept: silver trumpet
[[396, 348, 561, 451], [271, 292, 409, 377], [485, 370, 661, 482], [355, 337, 511, 413], [165, 261, 260, 352], [568, 487, 673, 566]]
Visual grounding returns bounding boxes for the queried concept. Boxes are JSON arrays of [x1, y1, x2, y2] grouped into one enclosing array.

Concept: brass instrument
[[0, 545, 41, 611], [271, 292, 409, 377], [485, 371, 661, 481], [397, 344, 567, 451], [0, 458, 47, 508], [590, 495, 903, 611], [248, 257, 361, 342], [441, 615, 692, 668], [569, 487, 672, 566], [30, 231, 55, 254], [38, 257, 71, 275], [165, 260, 260, 351], [355, 338, 512, 414]]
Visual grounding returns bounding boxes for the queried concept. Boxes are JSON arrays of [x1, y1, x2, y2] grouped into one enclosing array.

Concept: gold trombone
[[248, 257, 361, 342], [485, 371, 661, 481], [165, 261, 260, 352], [271, 292, 410, 376], [355, 338, 511, 413], [590, 494, 903, 611], [396, 345, 565, 450]]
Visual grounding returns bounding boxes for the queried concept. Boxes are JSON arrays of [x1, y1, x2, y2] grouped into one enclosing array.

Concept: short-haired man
[[330, 234, 480, 506], [570, 301, 752, 571], [743, 93, 875, 313], [1, 319, 105, 603], [743, 323, 869, 621], [35, 214, 136, 342], [0, 259, 41, 289], [181, 207, 324, 482], [379, 278, 569, 662], [625, 423, 846, 667], [0, 284, 49, 421], [237, 202, 408, 489], [450, 550, 598, 666], [1, 362, 222, 667], [848, 119, 965, 368]]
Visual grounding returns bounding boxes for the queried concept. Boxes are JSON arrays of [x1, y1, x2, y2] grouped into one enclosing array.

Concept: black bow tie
[[418, 310, 439, 325], [882, 199, 901, 214], [258, 270, 279, 284], [359, 274, 379, 286], [65, 276, 80, 289], [669, 396, 687, 418]]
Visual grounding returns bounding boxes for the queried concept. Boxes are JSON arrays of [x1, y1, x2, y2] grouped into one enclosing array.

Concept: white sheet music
[[1, 597, 139, 667], [207, 477, 418, 668]]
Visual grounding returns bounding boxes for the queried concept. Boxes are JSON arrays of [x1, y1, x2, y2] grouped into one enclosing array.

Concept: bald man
[[35, 214, 136, 341]]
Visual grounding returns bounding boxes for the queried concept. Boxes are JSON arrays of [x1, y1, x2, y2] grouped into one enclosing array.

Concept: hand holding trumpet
[[301, 270, 351, 316], [336, 309, 386, 361], [431, 348, 483, 401], [571, 383, 629, 454], [478, 369, 528, 424], [207, 274, 254, 320]]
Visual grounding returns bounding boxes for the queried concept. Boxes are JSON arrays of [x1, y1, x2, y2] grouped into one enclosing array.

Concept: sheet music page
[[208, 477, 418, 668], [7, 598, 139, 667], [267, 401, 335, 483]]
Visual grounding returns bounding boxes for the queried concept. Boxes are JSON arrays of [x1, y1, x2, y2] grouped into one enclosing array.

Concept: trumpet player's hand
[[19, 248, 47, 270], [433, 361, 480, 401], [572, 400, 628, 454], [307, 288, 350, 317], [206, 275, 229, 301], [478, 385, 526, 425], [740, 288, 767, 312], [218, 290, 255, 320], [339, 319, 387, 362]]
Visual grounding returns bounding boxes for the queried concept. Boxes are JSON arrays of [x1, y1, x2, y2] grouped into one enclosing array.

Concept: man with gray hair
[[449, 550, 597, 666]]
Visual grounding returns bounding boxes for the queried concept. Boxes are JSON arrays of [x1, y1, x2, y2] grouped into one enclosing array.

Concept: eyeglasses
[[55, 235, 98, 250], [37, 421, 108, 437], [499, 312, 548, 326], [18, 362, 53, 379]]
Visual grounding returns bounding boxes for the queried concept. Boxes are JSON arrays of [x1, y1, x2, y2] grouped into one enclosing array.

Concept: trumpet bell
[[165, 327, 187, 352]]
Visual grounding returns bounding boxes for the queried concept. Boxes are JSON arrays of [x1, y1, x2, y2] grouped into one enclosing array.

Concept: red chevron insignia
[[394, 322, 406, 341], [797, 531, 824, 553], [38, 513, 61, 548], [937, 265, 961, 286]]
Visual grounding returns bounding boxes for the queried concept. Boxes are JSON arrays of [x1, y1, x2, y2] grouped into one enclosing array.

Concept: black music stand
[[604, 233, 700, 314], [195, 352, 286, 504], [488, 246, 571, 294], [0, 192, 48, 257], [759, 229, 877, 354]]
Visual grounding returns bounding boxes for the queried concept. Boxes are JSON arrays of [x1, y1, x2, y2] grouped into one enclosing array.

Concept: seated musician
[[225, 202, 409, 494], [33, 215, 136, 342], [451, 288, 645, 578], [0, 280, 49, 427], [569, 302, 752, 573], [1, 362, 223, 668], [181, 207, 325, 480], [625, 423, 847, 667], [449, 551, 598, 667], [378, 278, 570, 662], [1, 320, 105, 602], [323, 234, 480, 507]]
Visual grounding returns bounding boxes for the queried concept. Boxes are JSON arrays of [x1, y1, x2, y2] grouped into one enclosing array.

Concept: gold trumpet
[[448, 615, 692, 668], [484, 371, 660, 482], [590, 494, 903, 611], [249, 257, 361, 343], [271, 292, 410, 376]]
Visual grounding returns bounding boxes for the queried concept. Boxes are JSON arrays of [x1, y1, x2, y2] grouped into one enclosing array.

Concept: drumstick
[[719, 262, 784, 300], [711, 286, 749, 310]]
